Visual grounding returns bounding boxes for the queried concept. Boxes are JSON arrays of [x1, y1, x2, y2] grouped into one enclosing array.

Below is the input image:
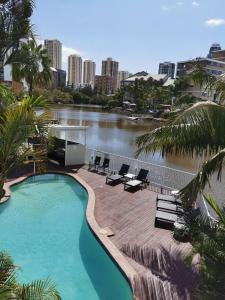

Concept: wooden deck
[[6, 164, 196, 299], [77, 167, 195, 300]]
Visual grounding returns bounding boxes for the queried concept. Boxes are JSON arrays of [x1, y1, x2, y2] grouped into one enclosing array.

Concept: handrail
[[86, 147, 196, 176]]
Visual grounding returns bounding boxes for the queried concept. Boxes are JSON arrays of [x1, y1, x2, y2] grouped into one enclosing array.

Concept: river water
[[47, 106, 199, 172]]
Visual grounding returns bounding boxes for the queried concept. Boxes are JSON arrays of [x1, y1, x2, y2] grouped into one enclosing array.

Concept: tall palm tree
[[0, 0, 34, 62], [0, 90, 49, 196], [6, 39, 52, 95], [0, 251, 61, 299]]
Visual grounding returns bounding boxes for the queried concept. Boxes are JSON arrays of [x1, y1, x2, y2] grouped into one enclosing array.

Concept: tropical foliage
[[186, 194, 225, 299], [0, 0, 34, 62], [6, 39, 52, 95], [116, 77, 171, 112], [33, 87, 72, 104], [0, 85, 49, 196], [136, 100, 225, 207], [0, 251, 61, 299], [136, 69, 225, 298]]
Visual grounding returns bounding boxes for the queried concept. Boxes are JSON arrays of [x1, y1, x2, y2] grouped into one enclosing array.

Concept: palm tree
[[0, 251, 61, 299], [0, 0, 34, 62], [0, 89, 49, 196], [6, 39, 52, 95], [136, 69, 225, 208]]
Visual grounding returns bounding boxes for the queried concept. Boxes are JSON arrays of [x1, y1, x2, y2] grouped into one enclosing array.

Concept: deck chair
[[124, 169, 149, 191], [155, 210, 181, 227], [157, 200, 184, 215], [106, 164, 130, 185], [88, 156, 101, 171], [98, 158, 110, 173], [157, 194, 182, 205]]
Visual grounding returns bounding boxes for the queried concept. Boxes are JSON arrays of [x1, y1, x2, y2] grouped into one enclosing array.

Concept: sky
[[32, 0, 225, 74]]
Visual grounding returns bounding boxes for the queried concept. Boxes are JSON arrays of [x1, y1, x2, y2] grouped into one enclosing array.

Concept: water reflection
[[38, 106, 200, 172]]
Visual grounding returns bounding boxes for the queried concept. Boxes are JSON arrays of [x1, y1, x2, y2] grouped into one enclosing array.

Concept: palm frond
[[18, 279, 61, 300], [0, 285, 16, 299], [202, 193, 225, 226], [136, 101, 225, 157], [179, 148, 225, 205]]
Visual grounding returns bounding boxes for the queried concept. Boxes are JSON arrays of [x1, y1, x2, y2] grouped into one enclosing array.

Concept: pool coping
[[2, 171, 138, 298]]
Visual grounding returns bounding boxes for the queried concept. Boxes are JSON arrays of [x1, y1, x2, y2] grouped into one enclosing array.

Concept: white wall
[[65, 143, 86, 166]]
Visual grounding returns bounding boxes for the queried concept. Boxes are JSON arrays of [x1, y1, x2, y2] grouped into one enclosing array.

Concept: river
[[46, 106, 200, 173]]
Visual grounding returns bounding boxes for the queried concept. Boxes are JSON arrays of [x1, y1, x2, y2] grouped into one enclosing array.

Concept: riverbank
[[51, 103, 168, 123]]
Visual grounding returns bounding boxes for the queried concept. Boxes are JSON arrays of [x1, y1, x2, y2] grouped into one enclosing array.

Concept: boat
[[127, 116, 139, 121]]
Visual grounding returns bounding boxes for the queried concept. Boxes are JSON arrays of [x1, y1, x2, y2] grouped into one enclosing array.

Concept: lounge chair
[[124, 168, 149, 191], [157, 200, 184, 215], [157, 194, 182, 205], [155, 210, 181, 227], [88, 156, 101, 171], [106, 164, 130, 185], [98, 158, 110, 173]]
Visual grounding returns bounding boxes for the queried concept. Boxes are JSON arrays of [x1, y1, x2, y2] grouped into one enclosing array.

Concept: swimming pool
[[0, 174, 132, 299]]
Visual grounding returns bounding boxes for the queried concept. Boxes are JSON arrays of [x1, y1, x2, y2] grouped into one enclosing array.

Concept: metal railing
[[85, 147, 220, 222], [85, 148, 195, 192]]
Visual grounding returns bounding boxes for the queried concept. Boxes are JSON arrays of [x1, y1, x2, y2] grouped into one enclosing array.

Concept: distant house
[[121, 71, 175, 102], [121, 72, 168, 87]]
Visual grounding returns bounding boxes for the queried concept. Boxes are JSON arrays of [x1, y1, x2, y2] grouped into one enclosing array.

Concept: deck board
[[77, 167, 194, 300]]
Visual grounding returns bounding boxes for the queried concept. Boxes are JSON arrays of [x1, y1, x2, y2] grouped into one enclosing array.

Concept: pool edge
[[3, 172, 138, 299]]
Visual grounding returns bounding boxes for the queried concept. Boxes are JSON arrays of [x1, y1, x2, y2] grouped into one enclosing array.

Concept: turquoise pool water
[[0, 174, 132, 299]]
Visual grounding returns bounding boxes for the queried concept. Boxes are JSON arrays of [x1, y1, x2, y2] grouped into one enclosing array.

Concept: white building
[[44, 39, 62, 69], [83, 60, 96, 88], [68, 54, 82, 87]]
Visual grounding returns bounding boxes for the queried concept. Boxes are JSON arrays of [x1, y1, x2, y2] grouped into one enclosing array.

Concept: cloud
[[36, 38, 86, 70], [192, 1, 200, 7], [61, 45, 84, 64], [161, 2, 184, 11], [161, 5, 170, 11], [205, 18, 225, 27]]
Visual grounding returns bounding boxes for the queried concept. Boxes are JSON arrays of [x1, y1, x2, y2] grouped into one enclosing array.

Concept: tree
[[0, 251, 61, 299], [0, 0, 34, 62], [0, 87, 49, 196], [187, 194, 225, 298], [136, 67, 225, 208], [136, 71, 225, 297], [6, 39, 52, 95]]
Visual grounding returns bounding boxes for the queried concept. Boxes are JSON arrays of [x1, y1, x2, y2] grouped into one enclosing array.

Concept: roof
[[123, 73, 167, 82], [178, 57, 225, 65]]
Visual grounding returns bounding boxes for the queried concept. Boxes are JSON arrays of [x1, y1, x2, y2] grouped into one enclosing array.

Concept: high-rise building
[[117, 71, 130, 89], [94, 75, 114, 95], [44, 40, 62, 69], [158, 62, 175, 78], [101, 57, 119, 92], [51, 68, 67, 88], [212, 50, 225, 62], [83, 60, 96, 87], [176, 57, 225, 78], [207, 43, 221, 59], [68, 54, 82, 87]]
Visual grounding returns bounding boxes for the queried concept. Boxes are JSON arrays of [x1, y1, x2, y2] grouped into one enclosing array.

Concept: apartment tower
[[44, 39, 62, 69], [117, 71, 130, 89], [83, 60, 96, 87], [68, 54, 82, 87], [101, 57, 119, 92]]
